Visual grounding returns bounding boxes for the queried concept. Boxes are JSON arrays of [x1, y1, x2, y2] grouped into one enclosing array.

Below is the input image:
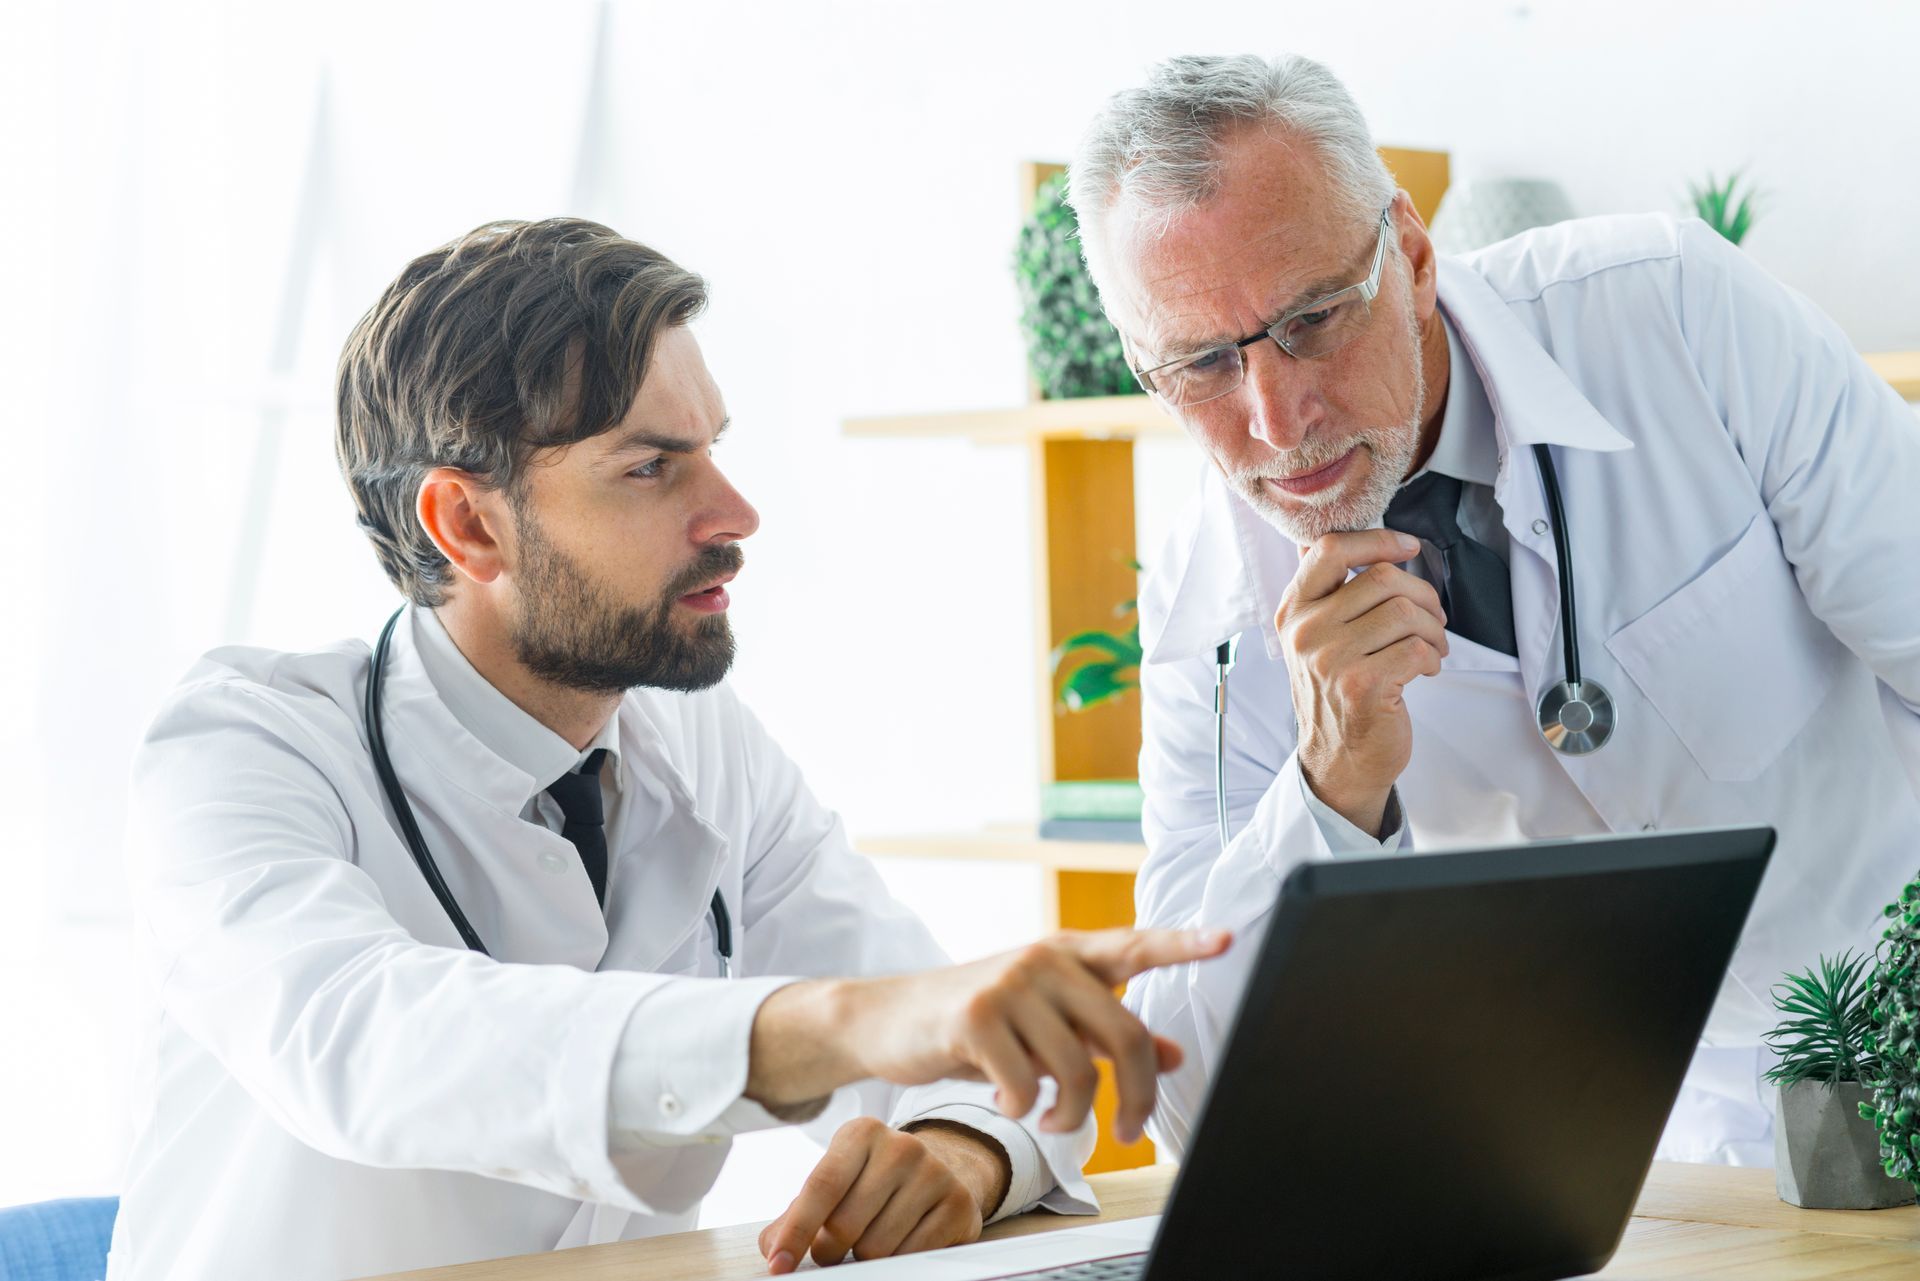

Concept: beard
[[507, 509, 742, 695], [1226, 274, 1427, 544]]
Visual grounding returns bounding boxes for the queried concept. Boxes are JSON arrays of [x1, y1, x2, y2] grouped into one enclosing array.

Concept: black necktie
[[544, 748, 610, 906], [1383, 472, 1517, 657]]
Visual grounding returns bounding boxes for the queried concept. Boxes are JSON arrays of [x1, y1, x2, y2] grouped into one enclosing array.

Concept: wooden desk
[[375, 1161, 1920, 1280]]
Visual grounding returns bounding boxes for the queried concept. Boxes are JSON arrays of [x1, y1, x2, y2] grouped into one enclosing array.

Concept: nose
[[1240, 340, 1319, 452], [693, 460, 760, 545]]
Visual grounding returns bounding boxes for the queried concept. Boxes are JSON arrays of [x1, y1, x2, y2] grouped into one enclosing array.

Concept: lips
[[1263, 448, 1358, 498], [680, 570, 737, 598]]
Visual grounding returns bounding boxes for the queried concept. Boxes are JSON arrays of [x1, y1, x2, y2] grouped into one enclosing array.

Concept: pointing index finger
[[1073, 927, 1233, 987], [1291, 530, 1421, 603]]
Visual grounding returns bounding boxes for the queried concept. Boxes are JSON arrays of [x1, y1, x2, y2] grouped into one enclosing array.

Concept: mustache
[[1227, 434, 1369, 484], [665, 542, 746, 598]]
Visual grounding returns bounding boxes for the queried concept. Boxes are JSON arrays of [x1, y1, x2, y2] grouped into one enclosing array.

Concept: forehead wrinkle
[[1127, 237, 1294, 361]]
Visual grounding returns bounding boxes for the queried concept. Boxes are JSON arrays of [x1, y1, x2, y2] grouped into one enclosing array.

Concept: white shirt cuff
[[1297, 768, 1407, 854], [893, 1087, 1097, 1222], [607, 975, 813, 1152]]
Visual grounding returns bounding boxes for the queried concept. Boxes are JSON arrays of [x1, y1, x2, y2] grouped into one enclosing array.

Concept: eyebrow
[[603, 416, 731, 457], [1155, 256, 1367, 365]]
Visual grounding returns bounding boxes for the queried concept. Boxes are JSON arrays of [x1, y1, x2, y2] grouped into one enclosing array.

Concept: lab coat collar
[[380, 607, 547, 820], [379, 607, 730, 972], [1143, 257, 1633, 667]]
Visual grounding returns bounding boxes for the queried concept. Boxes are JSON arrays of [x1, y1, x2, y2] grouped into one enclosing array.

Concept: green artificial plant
[[1860, 875, 1920, 1193], [1763, 951, 1880, 1087], [1050, 564, 1143, 712], [1014, 172, 1138, 400], [1688, 171, 1760, 246]]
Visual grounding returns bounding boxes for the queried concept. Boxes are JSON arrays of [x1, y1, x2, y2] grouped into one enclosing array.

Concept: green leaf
[[1060, 661, 1136, 711], [1050, 629, 1144, 670], [1686, 169, 1761, 246]]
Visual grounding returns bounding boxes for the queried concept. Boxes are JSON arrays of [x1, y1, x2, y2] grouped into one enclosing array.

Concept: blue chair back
[[0, 1197, 118, 1281]]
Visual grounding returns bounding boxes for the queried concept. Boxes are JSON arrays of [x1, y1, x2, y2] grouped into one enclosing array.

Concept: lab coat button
[[659, 1092, 683, 1118], [1532, 519, 1549, 536], [571, 1178, 592, 1198], [538, 850, 569, 874]]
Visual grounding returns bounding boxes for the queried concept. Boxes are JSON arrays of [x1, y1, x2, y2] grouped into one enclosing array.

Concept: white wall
[[2, 0, 1915, 1221]]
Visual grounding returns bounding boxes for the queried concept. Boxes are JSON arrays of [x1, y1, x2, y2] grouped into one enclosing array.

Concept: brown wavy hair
[[335, 218, 707, 605]]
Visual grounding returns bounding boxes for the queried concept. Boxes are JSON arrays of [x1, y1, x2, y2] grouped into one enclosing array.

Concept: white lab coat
[[1127, 214, 1920, 1167], [108, 611, 1093, 1281]]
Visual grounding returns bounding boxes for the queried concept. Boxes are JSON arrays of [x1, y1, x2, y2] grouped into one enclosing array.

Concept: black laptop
[[833, 825, 1775, 1280]]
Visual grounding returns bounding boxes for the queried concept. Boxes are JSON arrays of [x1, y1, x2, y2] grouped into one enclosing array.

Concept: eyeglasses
[[1132, 207, 1394, 408]]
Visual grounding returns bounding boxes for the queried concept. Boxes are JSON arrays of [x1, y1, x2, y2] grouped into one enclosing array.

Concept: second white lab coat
[[109, 611, 1092, 1281], [1127, 214, 1920, 1166]]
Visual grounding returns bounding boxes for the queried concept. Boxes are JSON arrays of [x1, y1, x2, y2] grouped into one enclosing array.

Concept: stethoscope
[[365, 607, 734, 976], [1211, 443, 1614, 854]]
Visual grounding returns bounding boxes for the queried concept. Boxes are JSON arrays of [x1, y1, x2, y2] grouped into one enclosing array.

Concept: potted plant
[[1765, 951, 1915, 1208], [1013, 172, 1139, 400], [1859, 875, 1920, 1200], [1688, 170, 1760, 246]]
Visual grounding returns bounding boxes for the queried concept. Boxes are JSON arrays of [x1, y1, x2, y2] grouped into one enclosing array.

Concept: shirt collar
[[1141, 256, 1632, 667], [1415, 305, 1501, 488], [412, 607, 622, 798]]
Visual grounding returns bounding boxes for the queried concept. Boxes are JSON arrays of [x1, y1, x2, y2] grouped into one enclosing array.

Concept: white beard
[[1225, 277, 1426, 543]]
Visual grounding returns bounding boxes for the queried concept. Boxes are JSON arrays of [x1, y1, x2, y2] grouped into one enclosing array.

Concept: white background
[[1, 0, 1916, 1229]]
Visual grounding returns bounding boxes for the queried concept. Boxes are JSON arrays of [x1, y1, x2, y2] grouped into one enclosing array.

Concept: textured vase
[[1429, 179, 1576, 255], [1774, 1081, 1917, 1210]]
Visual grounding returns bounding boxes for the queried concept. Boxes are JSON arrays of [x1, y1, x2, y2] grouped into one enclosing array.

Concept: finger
[[814, 1140, 920, 1267], [966, 1009, 1042, 1118], [1037, 968, 1159, 1143], [763, 1126, 873, 1272], [1349, 593, 1450, 660], [1371, 634, 1445, 685], [891, 1188, 983, 1258], [849, 1162, 951, 1261], [1008, 994, 1100, 1134], [1065, 926, 1233, 987], [1154, 1034, 1184, 1073], [1326, 561, 1446, 629], [1290, 530, 1422, 603]]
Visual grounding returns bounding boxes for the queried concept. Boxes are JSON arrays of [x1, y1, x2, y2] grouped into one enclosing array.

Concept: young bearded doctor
[[1068, 56, 1920, 1166], [109, 219, 1227, 1281]]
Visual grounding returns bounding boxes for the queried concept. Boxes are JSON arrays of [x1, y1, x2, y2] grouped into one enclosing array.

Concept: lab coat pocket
[[1606, 512, 1847, 782]]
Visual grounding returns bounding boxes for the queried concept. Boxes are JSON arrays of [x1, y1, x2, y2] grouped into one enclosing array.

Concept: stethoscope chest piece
[[1537, 677, 1615, 755]]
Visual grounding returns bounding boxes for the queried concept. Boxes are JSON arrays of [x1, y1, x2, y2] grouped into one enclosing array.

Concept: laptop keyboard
[[991, 1252, 1147, 1280]]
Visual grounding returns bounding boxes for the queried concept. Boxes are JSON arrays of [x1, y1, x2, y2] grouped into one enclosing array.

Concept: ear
[[1392, 188, 1439, 318], [416, 467, 511, 588]]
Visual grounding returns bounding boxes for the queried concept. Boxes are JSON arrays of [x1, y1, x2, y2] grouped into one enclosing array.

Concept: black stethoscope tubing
[[1532, 443, 1582, 689], [365, 607, 734, 972]]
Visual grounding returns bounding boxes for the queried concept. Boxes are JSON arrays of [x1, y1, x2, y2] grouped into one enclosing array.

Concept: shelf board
[[1865, 350, 1920, 400], [843, 395, 1180, 444], [856, 827, 1146, 875], [845, 351, 1920, 445]]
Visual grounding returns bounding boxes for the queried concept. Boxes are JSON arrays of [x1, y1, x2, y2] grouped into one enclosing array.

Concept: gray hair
[[1067, 54, 1395, 276]]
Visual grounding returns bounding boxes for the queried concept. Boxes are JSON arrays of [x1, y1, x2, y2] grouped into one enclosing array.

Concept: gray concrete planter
[[1775, 1081, 1916, 1209]]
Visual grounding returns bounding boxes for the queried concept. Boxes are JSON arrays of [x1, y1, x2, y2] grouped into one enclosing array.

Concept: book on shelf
[[1040, 779, 1143, 823], [1037, 818, 1145, 844]]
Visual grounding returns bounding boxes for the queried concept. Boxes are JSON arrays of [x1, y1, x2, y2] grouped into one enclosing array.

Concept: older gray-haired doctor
[[1072, 54, 1920, 1164]]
